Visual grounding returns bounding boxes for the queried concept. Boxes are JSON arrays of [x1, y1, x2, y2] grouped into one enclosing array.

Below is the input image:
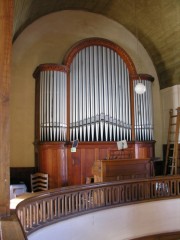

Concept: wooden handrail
[[16, 176, 180, 237]]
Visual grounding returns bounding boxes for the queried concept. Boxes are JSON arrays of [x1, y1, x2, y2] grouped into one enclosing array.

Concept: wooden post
[[0, 0, 13, 216]]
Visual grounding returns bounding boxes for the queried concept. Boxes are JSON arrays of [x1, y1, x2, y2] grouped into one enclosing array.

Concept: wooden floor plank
[[0, 211, 26, 240]]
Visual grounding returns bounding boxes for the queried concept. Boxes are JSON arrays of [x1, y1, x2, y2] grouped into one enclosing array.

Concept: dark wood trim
[[133, 231, 180, 240], [33, 64, 69, 79], [63, 37, 138, 76], [138, 73, 154, 82]]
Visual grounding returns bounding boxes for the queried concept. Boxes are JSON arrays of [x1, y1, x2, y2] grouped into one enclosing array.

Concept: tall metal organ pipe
[[133, 77, 154, 141], [69, 45, 132, 142], [34, 46, 154, 143], [34, 64, 68, 142]]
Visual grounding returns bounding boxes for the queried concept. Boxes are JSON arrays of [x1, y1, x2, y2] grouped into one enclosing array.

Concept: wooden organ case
[[33, 38, 155, 189]]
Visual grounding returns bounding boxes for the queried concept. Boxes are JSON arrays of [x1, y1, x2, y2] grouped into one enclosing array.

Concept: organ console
[[33, 38, 155, 188], [93, 148, 153, 183]]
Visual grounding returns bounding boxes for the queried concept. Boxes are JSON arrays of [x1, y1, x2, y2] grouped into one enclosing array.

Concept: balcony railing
[[16, 176, 180, 237]]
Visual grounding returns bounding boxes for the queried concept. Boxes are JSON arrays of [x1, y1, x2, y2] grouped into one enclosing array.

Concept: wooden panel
[[0, 0, 13, 216], [0, 213, 26, 240], [67, 146, 97, 185], [107, 148, 135, 159], [67, 146, 81, 185], [67, 142, 118, 185], [39, 142, 67, 189], [93, 158, 152, 182], [135, 141, 155, 158], [37, 141, 155, 187], [133, 231, 180, 240]]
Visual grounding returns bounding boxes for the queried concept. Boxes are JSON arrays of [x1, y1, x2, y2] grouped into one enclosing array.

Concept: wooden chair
[[30, 172, 48, 192]]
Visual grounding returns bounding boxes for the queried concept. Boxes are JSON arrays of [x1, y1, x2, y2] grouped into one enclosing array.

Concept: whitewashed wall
[[28, 199, 180, 240]]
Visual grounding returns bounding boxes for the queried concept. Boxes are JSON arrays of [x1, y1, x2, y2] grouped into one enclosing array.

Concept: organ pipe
[[34, 64, 68, 142], [69, 45, 132, 142], [34, 42, 154, 143], [133, 75, 154, 141]]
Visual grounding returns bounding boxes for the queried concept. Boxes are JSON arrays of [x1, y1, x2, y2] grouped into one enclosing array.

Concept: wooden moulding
[[0, 0, 13, 217]]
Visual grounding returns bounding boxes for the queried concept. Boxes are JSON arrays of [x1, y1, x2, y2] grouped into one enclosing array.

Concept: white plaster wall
[[11, 10, 162, 166], [28, 199, 180, 240], [161, 84, 180, 143]]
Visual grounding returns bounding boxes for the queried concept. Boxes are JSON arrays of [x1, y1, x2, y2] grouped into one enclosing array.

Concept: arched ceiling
[[13, 0, 180, 89]]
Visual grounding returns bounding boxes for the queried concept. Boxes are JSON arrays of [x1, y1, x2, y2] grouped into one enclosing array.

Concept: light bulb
[[135, 83, 146, 94]]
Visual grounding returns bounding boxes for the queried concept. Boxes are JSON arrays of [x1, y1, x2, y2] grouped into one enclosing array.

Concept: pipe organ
[[33, 38, 155, 188]]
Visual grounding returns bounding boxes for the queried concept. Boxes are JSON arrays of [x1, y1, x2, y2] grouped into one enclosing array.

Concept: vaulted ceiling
[[13, 0, 180, 89]]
